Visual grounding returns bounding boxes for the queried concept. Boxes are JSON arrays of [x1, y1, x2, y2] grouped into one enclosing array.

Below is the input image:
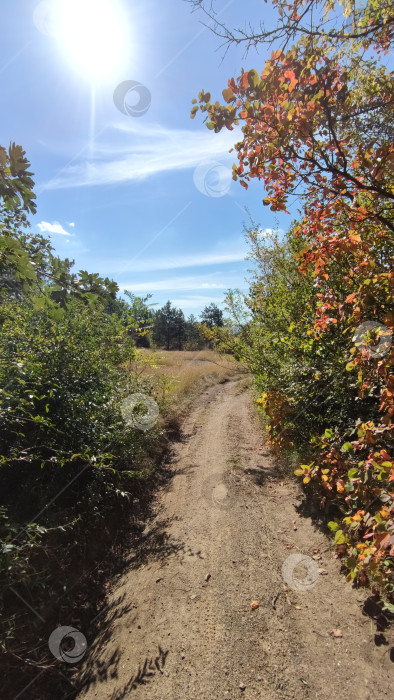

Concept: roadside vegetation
[[1, 1, 393, 694], [192, 0, 394, 607], [0, 144, 237, 692]]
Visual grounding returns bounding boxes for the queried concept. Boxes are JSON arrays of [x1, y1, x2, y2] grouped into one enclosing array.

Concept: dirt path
[[77, 379, 393, 699]]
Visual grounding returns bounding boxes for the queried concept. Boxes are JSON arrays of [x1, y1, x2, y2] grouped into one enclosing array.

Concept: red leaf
[[240, 72, 249, 89]]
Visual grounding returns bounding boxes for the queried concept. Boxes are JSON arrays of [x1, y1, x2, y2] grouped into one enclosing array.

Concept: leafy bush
[[0, 145, 165, 655]]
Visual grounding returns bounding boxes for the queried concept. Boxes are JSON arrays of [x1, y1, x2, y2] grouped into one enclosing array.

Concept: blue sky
[[1, 0, 292, 317]]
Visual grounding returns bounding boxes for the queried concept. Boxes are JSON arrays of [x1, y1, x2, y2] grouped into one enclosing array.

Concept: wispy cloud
[[108, 250, 247, 274], [122, 275, 228, 293], [68, 222, 76, 228], [37, 221, 74, 236], [170, 296, 226, 310], [44, 122, 239, 190]]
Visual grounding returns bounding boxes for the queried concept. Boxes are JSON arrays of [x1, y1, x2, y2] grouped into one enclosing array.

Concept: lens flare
[[53, 0, 128, 83]]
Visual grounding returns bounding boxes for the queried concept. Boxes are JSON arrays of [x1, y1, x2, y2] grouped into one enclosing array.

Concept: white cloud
[[68, 222, 75, 227], [37, 221, 74, 236], [44, 122, 239, 190]]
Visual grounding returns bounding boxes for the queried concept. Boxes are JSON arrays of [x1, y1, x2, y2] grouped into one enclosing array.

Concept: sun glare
[[53, 0, 128, 83]]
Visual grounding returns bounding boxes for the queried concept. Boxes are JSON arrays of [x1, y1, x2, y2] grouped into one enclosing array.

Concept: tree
[[0, 142, 36, 215], [200, 302, 224, 328], [184, 313, 205, 349], [188, 0, 394, 54], [153, 301, 186, 350], [123, 291, 156, 346]]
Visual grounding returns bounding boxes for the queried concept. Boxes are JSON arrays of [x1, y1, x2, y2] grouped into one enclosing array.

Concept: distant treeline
[[128, 296, 225, 350]]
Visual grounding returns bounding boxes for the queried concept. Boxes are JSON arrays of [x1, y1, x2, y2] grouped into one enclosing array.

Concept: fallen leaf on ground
[[330, 629, 343, 638], [251, 601, 259, 610]]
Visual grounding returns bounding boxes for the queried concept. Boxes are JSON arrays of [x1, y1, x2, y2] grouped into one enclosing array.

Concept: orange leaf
[[271, 49, 283, 61], [222, 87, 234, 103], [346, 293, 357, 303]]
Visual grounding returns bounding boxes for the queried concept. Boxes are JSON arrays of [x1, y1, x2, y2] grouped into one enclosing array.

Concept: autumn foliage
[[192, 1, 394, 603]]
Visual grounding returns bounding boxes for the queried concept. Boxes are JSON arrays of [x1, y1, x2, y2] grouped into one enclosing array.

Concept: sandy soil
[[76, 379, 393, 699]]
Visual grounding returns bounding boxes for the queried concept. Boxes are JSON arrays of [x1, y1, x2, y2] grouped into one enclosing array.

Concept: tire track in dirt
[[77, 379, 393, 700]]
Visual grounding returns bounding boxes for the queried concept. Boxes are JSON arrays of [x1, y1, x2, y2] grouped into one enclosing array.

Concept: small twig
[[272, 591, 281, 609], [312, 629, 327, 638]]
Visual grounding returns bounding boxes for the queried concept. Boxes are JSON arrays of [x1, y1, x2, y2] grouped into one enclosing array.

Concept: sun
[[53, 0, 129, 83]]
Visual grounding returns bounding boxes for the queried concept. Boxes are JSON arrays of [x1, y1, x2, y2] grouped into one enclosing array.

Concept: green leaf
[[382, 602, 394, 614], [342, 442, 353, 452], [334, 530, 347, 544], [248, 69, 260, 88]]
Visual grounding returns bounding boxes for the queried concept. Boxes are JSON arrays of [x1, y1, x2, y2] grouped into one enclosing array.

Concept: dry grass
[[129, 349, 241, 422]]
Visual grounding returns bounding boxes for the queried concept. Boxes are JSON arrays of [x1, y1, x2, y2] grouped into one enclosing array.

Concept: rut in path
[[77, 379, 393, 700]]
